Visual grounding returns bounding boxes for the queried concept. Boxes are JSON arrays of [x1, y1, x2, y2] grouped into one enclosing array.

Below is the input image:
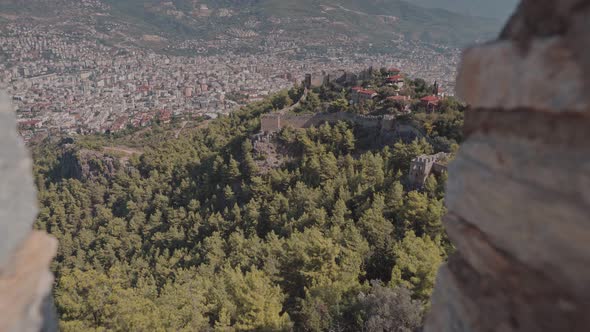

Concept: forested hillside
[[33, 72, 465, 331]]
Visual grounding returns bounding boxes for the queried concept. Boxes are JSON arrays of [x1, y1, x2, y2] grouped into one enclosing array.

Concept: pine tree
[[225, 267, 292, 331], [390, 231, 444, 300]]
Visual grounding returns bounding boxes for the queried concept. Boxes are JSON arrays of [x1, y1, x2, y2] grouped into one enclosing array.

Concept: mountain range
[[408, 0, 518, 20], [0, 0, 504, 48]]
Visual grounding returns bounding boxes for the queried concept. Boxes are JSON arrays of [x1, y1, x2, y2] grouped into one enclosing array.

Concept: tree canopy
[[33, 81, 463, 331]]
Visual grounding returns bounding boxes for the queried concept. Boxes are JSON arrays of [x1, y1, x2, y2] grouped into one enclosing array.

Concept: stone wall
[[260, 114, 282, 133], [260, 112, 395, 134], [425, 1, 590, 331], [279, 113, 318, 129], [0, 93, 58, 332]]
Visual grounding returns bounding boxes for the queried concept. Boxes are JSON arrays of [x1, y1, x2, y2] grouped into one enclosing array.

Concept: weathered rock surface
[[425, 0, 590, 331], [456, 38, 589, 111], [0, 94, 38, 267], [428, 253, 588, 332], [0, 94, 59, 331], [58, 146, 119, 181], [446, 131, 590, 293], [0, 232, 58, 332]]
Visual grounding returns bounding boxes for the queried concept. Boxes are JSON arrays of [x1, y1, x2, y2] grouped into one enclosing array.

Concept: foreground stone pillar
[[0, 94, 58, 332], [425, 1, 590, 331]]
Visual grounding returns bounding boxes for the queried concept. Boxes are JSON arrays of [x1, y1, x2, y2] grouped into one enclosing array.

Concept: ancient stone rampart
[[425, 1, 590, 330], [260, 112, 395, 134]]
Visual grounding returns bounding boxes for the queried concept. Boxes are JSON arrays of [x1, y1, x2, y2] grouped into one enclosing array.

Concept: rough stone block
[[444, 130, 590, 296], [425, 253, 588, 332], [456, 38, 589, 111], [0, 94, 38, 267], [0, 231, 58, 332]]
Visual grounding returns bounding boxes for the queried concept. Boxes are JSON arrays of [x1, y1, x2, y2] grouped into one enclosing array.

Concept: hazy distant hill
[[405, 0, 518, 20], [0, 0, 503, 47], [104, 0, 501, 46]]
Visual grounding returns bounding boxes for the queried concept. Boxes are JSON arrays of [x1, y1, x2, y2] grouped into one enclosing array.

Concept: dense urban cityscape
[[1, 19, 460, 142]]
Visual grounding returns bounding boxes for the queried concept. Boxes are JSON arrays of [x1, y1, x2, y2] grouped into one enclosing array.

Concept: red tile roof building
[[388, 67, 401, 75], [351, 87, 378, 104], [420, 95, 441, 112]]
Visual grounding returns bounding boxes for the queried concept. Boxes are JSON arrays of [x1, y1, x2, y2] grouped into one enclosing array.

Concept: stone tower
[[304, 74, 312, 90], [409, 153, 448, 188]]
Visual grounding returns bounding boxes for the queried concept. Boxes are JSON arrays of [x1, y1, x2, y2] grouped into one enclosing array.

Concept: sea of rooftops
[[0, 19, 460, 143]]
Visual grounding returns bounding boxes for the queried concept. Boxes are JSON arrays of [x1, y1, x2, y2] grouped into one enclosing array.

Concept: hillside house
[[387, 74, 405, 88], [420, 95, 441, 112], [387, 67, 401, 75], [386, 95, 412, 113], [351, 87, 378, 104]]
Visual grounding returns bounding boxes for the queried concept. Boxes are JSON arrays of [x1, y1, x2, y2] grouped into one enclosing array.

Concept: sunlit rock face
[[0, 94, 58, 332], [425, 0, 590, 331]]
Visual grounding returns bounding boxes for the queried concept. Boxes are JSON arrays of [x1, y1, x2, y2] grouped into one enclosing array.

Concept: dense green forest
[[33, 73, 465, 331]]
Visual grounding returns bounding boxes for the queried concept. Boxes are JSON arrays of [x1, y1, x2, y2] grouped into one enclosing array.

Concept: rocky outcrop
[[0, 93, 58, 332], [425, 1, 590, 331], [58, 146, 119, 181]]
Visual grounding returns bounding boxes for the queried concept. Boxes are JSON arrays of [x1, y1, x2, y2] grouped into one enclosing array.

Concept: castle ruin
[[408, 152, 449, 188]]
